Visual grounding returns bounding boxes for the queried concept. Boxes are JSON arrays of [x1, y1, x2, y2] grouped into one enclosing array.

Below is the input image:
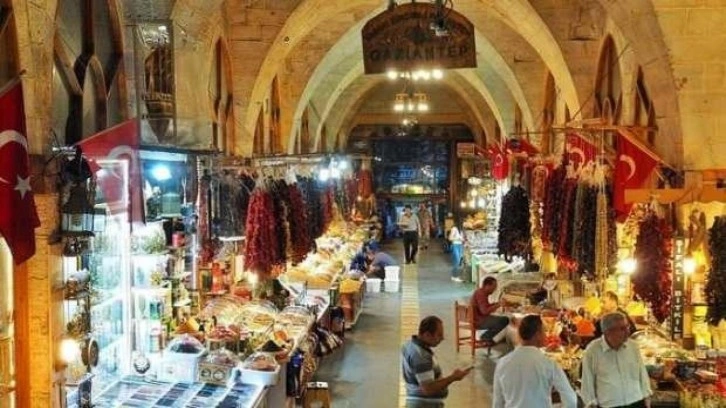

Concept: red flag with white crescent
[[490, 144, 509, 180], [78, 120, 145, 225], [0, 79, 40, 265], [565, 133, 597, 170], [614, 132, 658, 221]]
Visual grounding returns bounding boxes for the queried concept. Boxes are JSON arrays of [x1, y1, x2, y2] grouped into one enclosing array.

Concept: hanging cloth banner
[[0, 79, 40, 265], [78, 119, 145, 225], [565, 133, 597, 170], [614, 131, 658, 222], [361, 2, 477, 74]]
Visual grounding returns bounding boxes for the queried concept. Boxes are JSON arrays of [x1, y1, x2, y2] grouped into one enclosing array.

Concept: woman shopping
[[449, 223, 464, 282]]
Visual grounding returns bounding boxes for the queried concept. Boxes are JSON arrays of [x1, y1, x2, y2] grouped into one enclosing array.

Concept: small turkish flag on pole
[[614, 131, 658, 221], [0, 79, 40, 265]]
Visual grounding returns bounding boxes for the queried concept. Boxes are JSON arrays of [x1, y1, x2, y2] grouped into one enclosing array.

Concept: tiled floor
[[314, 240, 502, 407]]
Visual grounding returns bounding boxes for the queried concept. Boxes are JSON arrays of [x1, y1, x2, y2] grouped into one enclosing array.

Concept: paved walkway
[[314, 239, 501, 407]]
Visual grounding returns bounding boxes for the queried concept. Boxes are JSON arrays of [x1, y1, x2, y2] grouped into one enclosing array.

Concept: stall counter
[[93, 376, 266, 408]]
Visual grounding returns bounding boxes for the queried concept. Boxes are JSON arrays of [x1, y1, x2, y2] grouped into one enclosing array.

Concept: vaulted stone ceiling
[[165, 0, 686, 165]]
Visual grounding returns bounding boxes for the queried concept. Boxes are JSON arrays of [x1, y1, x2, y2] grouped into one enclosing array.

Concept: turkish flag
[[489, 144, 509, 181], [565, 133, 597, 170], [614, 132, 658, 221], [78, 120, 145, 225], [0, 80, 40, 265]]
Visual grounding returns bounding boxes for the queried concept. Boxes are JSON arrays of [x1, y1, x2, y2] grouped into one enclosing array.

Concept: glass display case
[[62, 158, 132, 406], [130, 221, 194, 374]]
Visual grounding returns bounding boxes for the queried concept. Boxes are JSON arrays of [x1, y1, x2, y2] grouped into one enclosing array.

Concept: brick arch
[[243, 0, 581, 156], [287, 26, 534, 154], [304, 63, 502, 153], [590, 0, 682, 166]]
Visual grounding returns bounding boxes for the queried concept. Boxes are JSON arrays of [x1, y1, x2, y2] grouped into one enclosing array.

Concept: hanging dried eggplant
[[706, 216, 726, 325], [632, 211, 673, 323], [497, 185, 532, 262]]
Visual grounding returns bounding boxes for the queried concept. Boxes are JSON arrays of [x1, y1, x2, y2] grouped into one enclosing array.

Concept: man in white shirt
[[493, 315, 577, 408], [580, 312, 652, 408]]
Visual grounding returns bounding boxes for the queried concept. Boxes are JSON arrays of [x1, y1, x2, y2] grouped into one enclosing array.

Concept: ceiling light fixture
[[385, 69, 444, 81], [392, 92, 430, 113]]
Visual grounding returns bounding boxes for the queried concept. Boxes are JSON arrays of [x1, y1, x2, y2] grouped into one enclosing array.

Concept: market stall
[[57, 151, 373, 407]]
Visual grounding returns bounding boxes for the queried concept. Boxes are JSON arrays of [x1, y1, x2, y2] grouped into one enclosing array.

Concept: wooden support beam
[[625, 185, 726, 205]]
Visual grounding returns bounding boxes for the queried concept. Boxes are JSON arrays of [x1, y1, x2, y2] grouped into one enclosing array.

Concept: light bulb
[[619, 258, 637, 275], [394, 102, 404, 112], [432, 69, 443, 79], [477, 198, 485, 208], [407, 103, 415, 112], [60, 338, 80, 364], [386, 70, 398, 80], [151, 165, 172, 181], [460, 201, 466, 209], [417, 103, 429, 112], [318, 168, 330, 181], [684, 257, 697, 275]]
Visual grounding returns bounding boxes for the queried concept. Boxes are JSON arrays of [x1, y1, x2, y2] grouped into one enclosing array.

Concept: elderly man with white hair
[[580, 312, 652, 408]]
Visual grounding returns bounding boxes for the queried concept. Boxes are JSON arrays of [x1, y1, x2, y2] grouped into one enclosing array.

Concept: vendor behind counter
[[365, 242, 397, 280]]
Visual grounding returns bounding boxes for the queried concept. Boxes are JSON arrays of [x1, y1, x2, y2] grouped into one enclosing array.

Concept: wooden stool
[[454, 300, 492, 356], [303, 382, 331, 408]]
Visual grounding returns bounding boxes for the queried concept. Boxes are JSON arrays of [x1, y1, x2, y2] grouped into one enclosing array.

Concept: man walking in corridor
[[398, 205, 421, 264]]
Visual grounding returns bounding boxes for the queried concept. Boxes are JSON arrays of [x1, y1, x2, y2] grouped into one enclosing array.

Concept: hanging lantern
[[393, 93, 407, 112], [61, 147, 96, 236]]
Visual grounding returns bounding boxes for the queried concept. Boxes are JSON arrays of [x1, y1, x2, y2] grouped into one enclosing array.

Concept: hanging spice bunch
[[197, 173, 211, 240], [706, 217, 726, 325], [267, 179, 292, 265], [322, 186, 335, 231], [239, 174, 257, 231], [542, 163, 567, 250], [299, 177, 325, 241], [287, 183, 311, 264], [632, 210, 673, 323], [357, 170, 373, 198], [557, 178, 579, 269], [498, 185, 532, 261], [244, 186, 280, 277], [575, 185, 598, 277]]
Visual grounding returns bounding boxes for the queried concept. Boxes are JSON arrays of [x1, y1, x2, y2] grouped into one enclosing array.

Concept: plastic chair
[[454, 300, 492, 357]]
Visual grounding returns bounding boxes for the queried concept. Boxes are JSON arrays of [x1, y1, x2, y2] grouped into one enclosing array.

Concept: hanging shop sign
[[671, 237, 686, 339], [456, 143, 487, 158], [361, 3, 477, 75]]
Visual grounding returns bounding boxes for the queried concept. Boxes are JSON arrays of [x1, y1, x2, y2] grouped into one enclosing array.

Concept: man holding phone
[[402, 316, 472, 407]]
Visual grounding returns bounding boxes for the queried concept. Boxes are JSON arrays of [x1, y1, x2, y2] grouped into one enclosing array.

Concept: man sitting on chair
[[471, 277, 510, 346]]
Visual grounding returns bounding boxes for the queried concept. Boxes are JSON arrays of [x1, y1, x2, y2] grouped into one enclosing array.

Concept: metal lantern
[[61, 146, 96, 236], [61, 183, 95, 235]]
